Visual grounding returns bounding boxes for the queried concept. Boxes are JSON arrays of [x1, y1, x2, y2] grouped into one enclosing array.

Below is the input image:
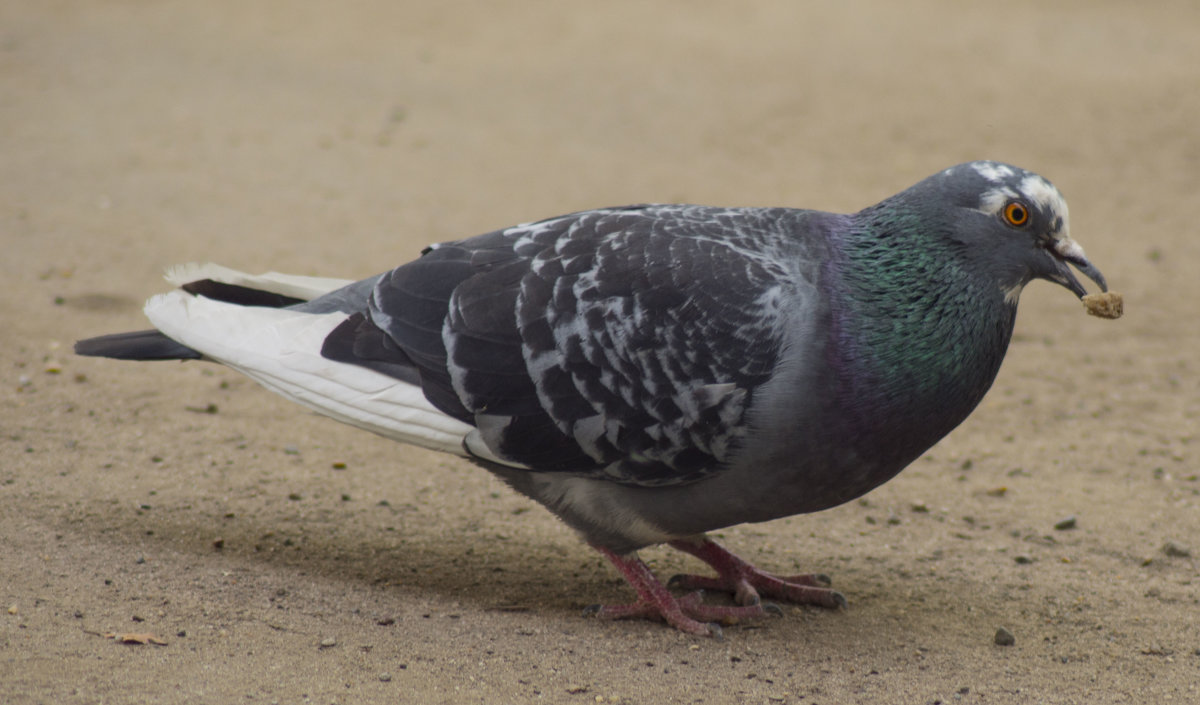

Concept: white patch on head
[[973, 170, 1071, 241], [977, 185, 1019, 217], [973, 162, 1015, 183], [1019, 174, 1070, 238]]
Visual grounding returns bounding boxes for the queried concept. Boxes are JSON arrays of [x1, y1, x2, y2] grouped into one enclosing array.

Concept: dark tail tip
[[74, 329, 202, 361]]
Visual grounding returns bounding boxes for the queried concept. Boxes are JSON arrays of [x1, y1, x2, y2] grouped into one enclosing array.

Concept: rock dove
[[75, 161, 1112, 636]]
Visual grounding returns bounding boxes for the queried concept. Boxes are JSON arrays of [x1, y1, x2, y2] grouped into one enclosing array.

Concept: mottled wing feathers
[[325, 206, 802, 486]]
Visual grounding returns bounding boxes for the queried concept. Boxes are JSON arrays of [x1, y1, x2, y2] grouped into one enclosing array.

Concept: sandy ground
[[3, 2, 1199, 703]]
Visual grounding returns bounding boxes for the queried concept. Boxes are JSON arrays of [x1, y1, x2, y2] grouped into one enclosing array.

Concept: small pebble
[[283, 445, 300, 455], [994, 627, 1015, 646], [319, 637, 337, 648], [1162, 540, 1192, 558], [378, 673, 392, 682], [1053, 516, 1077, 531]]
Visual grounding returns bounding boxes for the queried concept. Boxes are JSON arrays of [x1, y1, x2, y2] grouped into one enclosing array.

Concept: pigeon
[[75, 161, 1112, 636]]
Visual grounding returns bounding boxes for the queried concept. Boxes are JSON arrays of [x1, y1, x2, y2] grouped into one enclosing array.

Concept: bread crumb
[[1082, 291, 1123, 319]]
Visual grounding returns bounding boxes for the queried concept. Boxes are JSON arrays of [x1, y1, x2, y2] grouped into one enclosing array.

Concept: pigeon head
[[919, 161, 1108, 304]]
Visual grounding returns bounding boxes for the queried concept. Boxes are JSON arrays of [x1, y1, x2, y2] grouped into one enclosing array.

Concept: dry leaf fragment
[[104, 631, 168, 646]]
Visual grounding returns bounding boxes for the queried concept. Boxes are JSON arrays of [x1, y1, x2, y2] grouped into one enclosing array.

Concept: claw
[[589, 540, 845, 635], [739, 589, 761, 607], [667, 537, 847, 613]]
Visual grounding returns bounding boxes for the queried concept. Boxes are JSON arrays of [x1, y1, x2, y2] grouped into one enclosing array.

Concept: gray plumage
[[75, 161, 1112, 634]]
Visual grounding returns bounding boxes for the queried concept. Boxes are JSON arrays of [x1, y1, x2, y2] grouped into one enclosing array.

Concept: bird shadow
[[47, 482, 970, 646]]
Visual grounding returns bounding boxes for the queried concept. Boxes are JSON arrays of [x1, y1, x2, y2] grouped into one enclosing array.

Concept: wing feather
[[343, 205, 810, 486]]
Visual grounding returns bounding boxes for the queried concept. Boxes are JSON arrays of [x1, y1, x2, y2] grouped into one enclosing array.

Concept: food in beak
[[1082, 291, 1124, 319]]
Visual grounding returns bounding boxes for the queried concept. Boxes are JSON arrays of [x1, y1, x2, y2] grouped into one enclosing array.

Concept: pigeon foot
[[666, 536, 847, 609], [588, 547, 782, 636]]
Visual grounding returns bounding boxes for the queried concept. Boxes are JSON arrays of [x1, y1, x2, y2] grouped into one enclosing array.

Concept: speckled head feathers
[[904, 161, 1106, 301], [965, 161, 1070, 239]]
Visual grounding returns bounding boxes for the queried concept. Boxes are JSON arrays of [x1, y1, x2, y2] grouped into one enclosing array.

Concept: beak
[[1047, 237, 1108, 299]]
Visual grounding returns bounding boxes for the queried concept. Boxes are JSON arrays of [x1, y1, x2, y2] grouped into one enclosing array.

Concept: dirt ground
[[3, 2, 1198, 703]]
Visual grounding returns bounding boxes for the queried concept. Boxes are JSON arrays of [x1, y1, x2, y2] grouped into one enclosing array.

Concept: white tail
[[143, 283, 475, 457]]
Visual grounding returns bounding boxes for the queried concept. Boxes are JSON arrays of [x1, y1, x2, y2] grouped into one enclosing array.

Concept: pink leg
[[667, 536, 847, 609], [585, 546, 782, 637]]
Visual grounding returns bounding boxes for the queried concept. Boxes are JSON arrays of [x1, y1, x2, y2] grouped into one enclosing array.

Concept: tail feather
[[74, 329, 202, 360], [164, 263, 353, 301], [74, 263, 478, 457], [143, 290, 475, 455], [180, 279, 307, 308], [74, 263, 358, 360]]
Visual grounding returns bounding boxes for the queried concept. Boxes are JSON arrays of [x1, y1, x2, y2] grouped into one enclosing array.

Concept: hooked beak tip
[[1052, 238, 1108, 297]]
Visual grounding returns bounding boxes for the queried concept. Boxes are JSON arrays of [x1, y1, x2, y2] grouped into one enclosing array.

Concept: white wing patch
[[144, 291, 474, 456]]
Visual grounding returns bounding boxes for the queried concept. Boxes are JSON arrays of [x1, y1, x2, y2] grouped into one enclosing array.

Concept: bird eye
[[1002, 200, 1030, 228]]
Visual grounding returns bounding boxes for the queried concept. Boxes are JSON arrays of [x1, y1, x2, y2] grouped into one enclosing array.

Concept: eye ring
[[1002, 200, 1031, 228]]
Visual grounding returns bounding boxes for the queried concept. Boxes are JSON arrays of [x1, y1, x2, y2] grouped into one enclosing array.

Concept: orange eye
[[1003, 200, 1030, 227]]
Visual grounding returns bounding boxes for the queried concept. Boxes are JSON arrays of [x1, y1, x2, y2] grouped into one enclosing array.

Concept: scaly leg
[[667, 536, 847, 609], [584, 546, 782, 637]]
